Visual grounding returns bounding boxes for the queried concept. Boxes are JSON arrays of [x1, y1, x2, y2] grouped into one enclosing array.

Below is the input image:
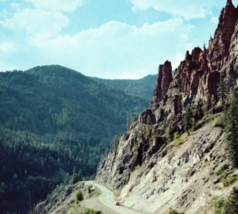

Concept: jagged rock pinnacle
[[227, 0, 233, 6], [150, 61, 172, 108], [207, 0, 237, 70]]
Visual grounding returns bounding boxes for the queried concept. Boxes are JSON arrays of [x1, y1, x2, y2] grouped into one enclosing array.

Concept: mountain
[[93, 74, 157, 103], [1, 65, 149, 141], [95, 1, 238, 213], [0, 65, 151, 214]]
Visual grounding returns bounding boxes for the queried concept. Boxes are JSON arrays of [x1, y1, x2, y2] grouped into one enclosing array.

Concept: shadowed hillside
[[0, 65, 150, 214]]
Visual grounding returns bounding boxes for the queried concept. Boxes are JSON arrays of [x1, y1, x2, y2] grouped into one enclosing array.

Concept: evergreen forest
[[0, 65, 154, 214]]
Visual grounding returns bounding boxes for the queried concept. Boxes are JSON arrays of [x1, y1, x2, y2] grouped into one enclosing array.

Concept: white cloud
[[25, 0, 85, 12], [174, 52, 184, 68], [211, 17, 218, 24], [11, 3, 21, 11], [0, 41, 16, 52], [1, 9, 68, 44], [130, 0, 226, 20], [28, 19, 193, 78], [0, 9, 8, 18]]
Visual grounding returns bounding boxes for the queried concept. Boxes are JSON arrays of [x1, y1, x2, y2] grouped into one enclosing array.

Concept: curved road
[[82, 181, 143, 214]]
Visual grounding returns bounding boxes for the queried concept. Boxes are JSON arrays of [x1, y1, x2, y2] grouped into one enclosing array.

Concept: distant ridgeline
[[0, 65, 151, 214], [93, 74, 157, 103]]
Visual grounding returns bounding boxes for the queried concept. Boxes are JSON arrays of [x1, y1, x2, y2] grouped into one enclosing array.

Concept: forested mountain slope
[[0, 65, 150, 214], [1, 65, 148, 141], [93, 74, 157, 103]]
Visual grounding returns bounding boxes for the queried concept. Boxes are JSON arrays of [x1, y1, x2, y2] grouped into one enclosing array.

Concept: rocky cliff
[[96, 1, 238, 213]]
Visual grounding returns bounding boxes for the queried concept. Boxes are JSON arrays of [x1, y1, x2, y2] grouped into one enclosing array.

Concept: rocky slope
[[96, 1, 238, 213]]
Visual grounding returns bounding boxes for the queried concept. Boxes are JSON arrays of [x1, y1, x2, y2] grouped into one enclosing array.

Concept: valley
[[0, 66, 155, 214], [2, 1, 238, 214]]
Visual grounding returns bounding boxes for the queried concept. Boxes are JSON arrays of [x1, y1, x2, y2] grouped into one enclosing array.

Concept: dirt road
[[82, 181, 144, 214]]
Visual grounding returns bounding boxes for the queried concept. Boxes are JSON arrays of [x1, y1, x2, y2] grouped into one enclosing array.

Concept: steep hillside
[[0, 65, 150, 214], [93, 75, 157, 103], [1, 65, 148, 142], [96, 1, 238, 213]]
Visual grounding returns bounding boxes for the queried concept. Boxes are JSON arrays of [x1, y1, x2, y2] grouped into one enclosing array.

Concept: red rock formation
[[208, 0, 238, 71], [150, 0, 238, 117], [150, 61, 172, 108], [96, 3, 238, 210], [161, 61, 173, 95]]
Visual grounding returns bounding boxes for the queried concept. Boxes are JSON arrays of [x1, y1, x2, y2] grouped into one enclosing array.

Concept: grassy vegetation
[[214, 200, 226, 214], [85, 209, 103, 214], [169, 208, 178, 214], [95, 192, 100, 197], [215, 164, 229, 176], [168, 208, 184, 214], [214, 187, 238, 214], [173, 131, 180, 140], [223, 176, 238, 187], [173, 138, 183, 147], [215, 165, 238, 187], [157, 143, 167, 153]]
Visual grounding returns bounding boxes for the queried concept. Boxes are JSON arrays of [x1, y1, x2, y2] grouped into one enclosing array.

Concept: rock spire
[[150, 61, 172, 108]]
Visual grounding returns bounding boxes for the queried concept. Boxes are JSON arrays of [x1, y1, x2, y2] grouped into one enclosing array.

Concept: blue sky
[[0, 0, 237, 79]]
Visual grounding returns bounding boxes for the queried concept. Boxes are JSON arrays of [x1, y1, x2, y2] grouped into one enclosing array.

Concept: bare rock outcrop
[[208, 0, 238, 71], [96, 1, 238, 213], [150, 61, 172, 108], [149, 0, 238, 122]]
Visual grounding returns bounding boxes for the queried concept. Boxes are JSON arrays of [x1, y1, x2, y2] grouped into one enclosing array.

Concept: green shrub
[[173, 131, 180, 140], [173, 138, 183, 147], [169, 208, 178, 214], [60, 209, 66, 214], [85, 209, 102, 214], [213, 115, 223, 127], [215, 164, 229, 176], [158, 143, 166, 153], [223, 175, 238, 187], [214, 200, 225, 214], [214, 187, 238, 213], [87, 186, 94, 194], [222, 168, 236, 180], [76, 189, 84, 203]]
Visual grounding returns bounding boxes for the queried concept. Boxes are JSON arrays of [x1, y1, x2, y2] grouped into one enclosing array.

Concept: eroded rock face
[[150, 61, 172, 108], [149, 0, 238, 120], [96, 121, 229, 213], [96, 1, 238, 213], [150, 45, 219, 124], [208, 0, 238, 71], [120, 124, 226, 214]]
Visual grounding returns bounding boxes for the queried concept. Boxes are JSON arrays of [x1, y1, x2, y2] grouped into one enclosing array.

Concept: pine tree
[[146, 115, 152, 125], [72, 167, 83, 184], [176, 82, 183, 117], [202, 93, 211, 115], [110, 135, 120, 152], [127, 113, 130, 131], [225, 74, 232, 102], [177, 94, 182, 117], [211, 94, 216, 114], [224, 187, 238, 213], [184, 104, 193, 135], [217, 73, 225, 107], [166, 121, 173, 142], [225, 87, 238, 167], [76, 189, 84, 202]]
